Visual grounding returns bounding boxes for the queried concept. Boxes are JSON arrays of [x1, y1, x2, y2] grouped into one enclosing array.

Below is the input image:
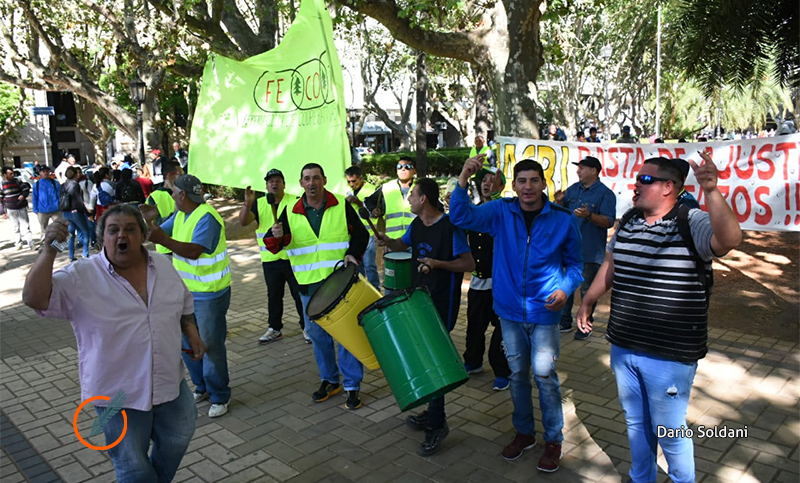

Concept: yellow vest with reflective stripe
[[350, 182, 376, 235], [383, 181, 415, 239], [147, 189, 175, 254], [469, 145, 492, 168], [256, 194, 296, 262], [285, 194, 349, 285], [172, 204, 231, 293]]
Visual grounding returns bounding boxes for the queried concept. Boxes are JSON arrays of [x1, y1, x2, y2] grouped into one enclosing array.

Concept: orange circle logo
[[72, 396, 128, 450]]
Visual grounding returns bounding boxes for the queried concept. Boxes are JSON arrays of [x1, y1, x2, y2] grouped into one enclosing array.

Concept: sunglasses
[[636, 174, 673, 185], [396, 163, 415, 170]]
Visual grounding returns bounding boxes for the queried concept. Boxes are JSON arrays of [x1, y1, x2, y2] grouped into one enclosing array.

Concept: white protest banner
[[496, 134, 800, 232]]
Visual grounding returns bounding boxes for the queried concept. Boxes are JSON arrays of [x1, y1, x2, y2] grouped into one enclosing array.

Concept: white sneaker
[[303, 330, 312, 344], [258, 328, 283, 344], [208, 403, 228, 418], [193, 392, 209, 403]]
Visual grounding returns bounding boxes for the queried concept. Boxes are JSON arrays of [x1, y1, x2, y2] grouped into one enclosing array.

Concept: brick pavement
[[0, 211, 798, 483]]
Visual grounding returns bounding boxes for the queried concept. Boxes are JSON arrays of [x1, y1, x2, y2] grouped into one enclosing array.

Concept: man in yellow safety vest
[[144, 160, 182, 255], [265, 163, 369, 410], [144, 174, 232, 419], [364, 156, 416, 242]]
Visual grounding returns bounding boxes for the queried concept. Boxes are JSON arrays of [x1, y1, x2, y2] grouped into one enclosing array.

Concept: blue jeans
[[358, 236, 381, 290], [98, 379, 196, 483], [301, 293, 363, 391], [62, 211, 90, 259], [183, 289, 231, 404], [611, 345, 698, 483], [560, 262, 600, 327], [500, 319, 564, 443]]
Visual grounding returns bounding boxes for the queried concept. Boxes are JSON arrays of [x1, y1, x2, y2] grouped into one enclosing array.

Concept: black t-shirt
[[522, 207, 542, 233], [407, 215, 465, 331]]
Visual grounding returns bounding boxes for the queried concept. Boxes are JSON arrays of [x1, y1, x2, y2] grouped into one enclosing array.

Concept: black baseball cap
[[572, 156, 602, 171], [264, 169, 284, 181]]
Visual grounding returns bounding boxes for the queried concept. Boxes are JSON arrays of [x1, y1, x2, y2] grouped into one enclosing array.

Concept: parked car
[[356, 146, 374, 155]]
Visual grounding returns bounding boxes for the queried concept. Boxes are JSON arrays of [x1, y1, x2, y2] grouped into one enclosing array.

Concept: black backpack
[[618, 204, 713, 297], [116, 181, 142, 203]]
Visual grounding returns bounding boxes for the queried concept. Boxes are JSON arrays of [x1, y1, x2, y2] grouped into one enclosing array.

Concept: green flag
[[188, 0, 349, 195]]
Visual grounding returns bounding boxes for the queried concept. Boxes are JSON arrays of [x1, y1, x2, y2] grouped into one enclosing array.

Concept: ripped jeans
[[610, 344, 698, 483], [499, 319, 564, 443]]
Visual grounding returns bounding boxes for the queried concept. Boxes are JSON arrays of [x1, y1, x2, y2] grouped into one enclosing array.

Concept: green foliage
[[204, 184, 246, 201], [361, 148, 470, 179], [0, 83, 22, 132]]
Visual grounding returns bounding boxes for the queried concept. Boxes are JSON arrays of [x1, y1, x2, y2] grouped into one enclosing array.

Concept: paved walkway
[[0, 211, 797, 483]]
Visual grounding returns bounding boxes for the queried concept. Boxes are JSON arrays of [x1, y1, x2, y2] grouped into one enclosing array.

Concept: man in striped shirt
[[577, 152, 742, 483]]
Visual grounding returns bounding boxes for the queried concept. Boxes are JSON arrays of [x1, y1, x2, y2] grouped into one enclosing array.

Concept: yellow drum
[[306, 263, 382, 370]]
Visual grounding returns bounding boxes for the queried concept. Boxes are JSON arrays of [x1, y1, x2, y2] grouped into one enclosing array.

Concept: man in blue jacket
[[31, 165, 61, 246], [450, 156, 583, 474]]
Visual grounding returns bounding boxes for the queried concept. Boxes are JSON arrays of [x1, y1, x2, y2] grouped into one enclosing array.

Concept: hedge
[[360, 148, 471, 177]]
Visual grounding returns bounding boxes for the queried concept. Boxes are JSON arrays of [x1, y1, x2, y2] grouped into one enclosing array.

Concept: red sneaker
[[501, 432, 536, 460], [537, 441, 562, 472]]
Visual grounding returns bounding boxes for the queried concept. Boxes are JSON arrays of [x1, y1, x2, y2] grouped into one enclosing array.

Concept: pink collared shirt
[[37, 248, 194, 411]]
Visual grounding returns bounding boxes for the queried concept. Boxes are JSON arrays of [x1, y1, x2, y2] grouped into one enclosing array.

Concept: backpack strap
[[676, 204, 713, 296], [618, 207, 641, 233]]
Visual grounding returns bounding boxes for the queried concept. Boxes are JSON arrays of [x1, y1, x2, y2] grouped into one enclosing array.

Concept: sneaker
[[208, 403, 228, 418], [574, 329, 592, 340], [559, 323, 572, 333], [502, 432, 536, 460], [537, 442, 562, 472], [303, 329, 312, 344], [344, 390, 362, 410], [464, 363, 484, 374], [493, 377, 510, 391], [405, 410, 429, 431], [193, 392, 209, 403], [312, 380, 341, 402], [258, 328, 283, 344], [418, 422, 449, 457]]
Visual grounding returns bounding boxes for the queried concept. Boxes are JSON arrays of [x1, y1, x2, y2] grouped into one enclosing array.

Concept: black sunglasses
[[396, 163, 415, 170], [636, 174, 673, 185]]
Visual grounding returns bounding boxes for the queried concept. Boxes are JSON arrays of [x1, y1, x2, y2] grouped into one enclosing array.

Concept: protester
[[31, 165, 61, 246], [577, 151, 742, 483], [115, 168, 146, 204], [90, 167, 115, 220], [144, 161, 181, 255], [617, 125, 638, 143], [553, 156, 616, 339], [1, 166, 35, 250], [469, 135, 495, 168], [60, 167, 93, 261], [143, 174, 232, 418], [364, 156, 416, 245], [173, 142, 189, 173], [238, 168, 307, 344], [377, 177, 474, 456], [587, 127, 601, 143], [265, 163, 369, 410], [344, 165, 380, 290], [450, 155, 583, 473], [544, 124, 567, 141], [136, 165, 155, 199], [22, 205, 205, 483]]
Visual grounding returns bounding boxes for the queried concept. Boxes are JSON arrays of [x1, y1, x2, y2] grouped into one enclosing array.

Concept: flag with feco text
[[188, 0, 349, 195]]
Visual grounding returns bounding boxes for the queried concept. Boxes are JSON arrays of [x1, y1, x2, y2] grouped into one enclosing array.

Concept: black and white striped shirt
[[606, 206, 714, 362]]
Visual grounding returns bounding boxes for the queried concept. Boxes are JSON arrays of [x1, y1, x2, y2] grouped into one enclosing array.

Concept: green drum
[[358, 288, 468, 411], [383, 251, 413, 290]]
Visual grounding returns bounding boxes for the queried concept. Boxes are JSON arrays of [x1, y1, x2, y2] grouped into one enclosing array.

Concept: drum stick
[[358, 206, 378, 234], [266, 192, 278, 221]]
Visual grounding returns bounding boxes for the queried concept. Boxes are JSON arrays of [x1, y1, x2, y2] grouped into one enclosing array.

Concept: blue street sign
[[31, 106, 55, 116]]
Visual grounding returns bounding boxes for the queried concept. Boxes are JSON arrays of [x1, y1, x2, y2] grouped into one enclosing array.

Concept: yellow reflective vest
[[469, 145, 492, 168], [285, 194, 349, 285], [146, 189, 175, 254], [383, 181, 415, 239], [256, 194, 296, 262], [172, 204, 231, 293], [350, 182, 376, 235]]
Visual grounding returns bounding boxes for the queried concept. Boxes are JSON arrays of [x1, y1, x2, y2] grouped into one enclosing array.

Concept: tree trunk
[[474, 72, 490, 139], [415, 51, 428, 177]]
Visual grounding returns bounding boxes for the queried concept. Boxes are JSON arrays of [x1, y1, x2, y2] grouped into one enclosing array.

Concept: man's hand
[[147, 224, 167, 245], [692, 150, 720, 194], [544, 289, 567, 311], [374, 231, 389, 246], [43, 218, 70, 252], [458, 154, 487, 188], [271, 222, 283, 238], [345, 194, 362, 206], [1, 213, 6, 220], [417, 257, 436, 274], [186, 335, 206, 361], [573, 204, 590, 219], [576, 304, 593, 334], [244, 185, 256, 206], [553, 190, 565, 205], [343, 254, 359, 267], [17, 195, 24, 201], [138, 204, 159, 225], [371, 207, 384, 218]]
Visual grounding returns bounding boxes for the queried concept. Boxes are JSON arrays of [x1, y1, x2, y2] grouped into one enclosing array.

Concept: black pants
[[262, 259, 304, 331], [464, 288, 510, 378]]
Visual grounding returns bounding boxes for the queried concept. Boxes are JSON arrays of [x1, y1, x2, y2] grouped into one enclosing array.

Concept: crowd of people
[[13, 132, 743, 482]]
